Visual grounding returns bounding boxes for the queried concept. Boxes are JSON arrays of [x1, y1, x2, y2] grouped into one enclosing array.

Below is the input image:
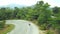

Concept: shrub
[[0, 20, 6, 30]]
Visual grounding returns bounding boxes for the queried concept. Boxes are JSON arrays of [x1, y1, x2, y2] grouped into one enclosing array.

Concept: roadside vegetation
[[0, 0, 60, 34], [0, 20, 14, 34], [0, 24, 14, 34]]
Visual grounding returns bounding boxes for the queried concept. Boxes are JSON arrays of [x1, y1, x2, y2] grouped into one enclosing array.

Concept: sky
[[0, 0, 60, 7]]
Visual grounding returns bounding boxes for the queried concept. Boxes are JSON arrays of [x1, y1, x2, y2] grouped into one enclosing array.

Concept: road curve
[[6, 20, 39, 34]]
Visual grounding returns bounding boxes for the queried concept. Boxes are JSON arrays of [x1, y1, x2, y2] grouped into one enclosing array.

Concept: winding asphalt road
[[6, 20, 39, 34]]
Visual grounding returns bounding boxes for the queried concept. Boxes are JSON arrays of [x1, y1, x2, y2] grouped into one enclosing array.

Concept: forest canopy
[[0, 1, 60, 34]]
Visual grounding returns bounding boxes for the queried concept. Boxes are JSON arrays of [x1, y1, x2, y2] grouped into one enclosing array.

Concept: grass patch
[[0, 24, 15, 34], [46, 30, 55, 34]]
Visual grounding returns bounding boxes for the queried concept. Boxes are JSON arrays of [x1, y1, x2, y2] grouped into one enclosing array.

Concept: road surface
[[6, 20, 39, 34]]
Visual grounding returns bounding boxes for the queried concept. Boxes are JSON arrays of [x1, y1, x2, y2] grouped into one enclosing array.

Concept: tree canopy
[[0, 1, 60, 33]]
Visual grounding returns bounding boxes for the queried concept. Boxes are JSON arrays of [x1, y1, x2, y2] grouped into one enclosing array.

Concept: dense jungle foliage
[[0, 1, 60, 34]]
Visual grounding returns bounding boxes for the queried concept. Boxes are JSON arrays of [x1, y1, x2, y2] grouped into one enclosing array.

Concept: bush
[[0, 20, 6, 30], [39, 23, 47, 30]]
